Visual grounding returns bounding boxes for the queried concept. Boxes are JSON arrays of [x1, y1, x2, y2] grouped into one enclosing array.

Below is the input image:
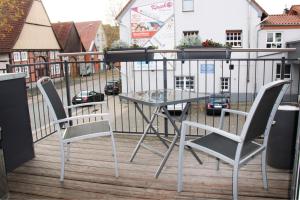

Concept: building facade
[[116, 0, 300, 102], [0, 0, 61, 82]]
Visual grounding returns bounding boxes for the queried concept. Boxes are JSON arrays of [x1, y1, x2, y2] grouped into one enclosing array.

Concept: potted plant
[[176, 36, 231, 60], [104, 40, 156, 64]]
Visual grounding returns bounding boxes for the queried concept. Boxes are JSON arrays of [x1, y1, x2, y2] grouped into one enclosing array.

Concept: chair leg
[[232, 164, 239, 200], [111, 132, 119, 177], [262, 150, 268, 190], [60, 143, 65, 182], [66, 142, 70, 161], [177, 140, 185, 192]]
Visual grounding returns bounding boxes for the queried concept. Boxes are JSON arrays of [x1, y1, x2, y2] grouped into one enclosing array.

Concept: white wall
[[95, 25, 107, 51], [118, 0, 298, 101]]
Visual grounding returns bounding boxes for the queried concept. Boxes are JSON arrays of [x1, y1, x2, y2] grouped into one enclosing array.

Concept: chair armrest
[[182, 120, 242, 143], [64, 102, 107, 109], [53, 113, 110, 124], [221, 109, 248, 116]]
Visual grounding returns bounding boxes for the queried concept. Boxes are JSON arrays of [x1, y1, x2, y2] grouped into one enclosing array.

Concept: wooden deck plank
[[8, 134, 291, 199]]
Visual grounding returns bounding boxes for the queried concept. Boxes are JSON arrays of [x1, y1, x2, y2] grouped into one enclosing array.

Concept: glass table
[[119, 89, 208, 177]]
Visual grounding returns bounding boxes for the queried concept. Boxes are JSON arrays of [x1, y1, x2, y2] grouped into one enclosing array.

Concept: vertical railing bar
[[212, 60, 216, 128], [125, 62, 130, 133], [163, 57, 168, 137], [196, 60, 199, 136], [111, 63, 117, 130], [140, 61, 145, 133], [155, 60, 159, 133], [228, 60, 232, 133], [245, 60, 249, 115], [133, 61, 138, 132], [188, 60, 192, 135], [35, 64, 44, 139], [236, 60, 241, 134], [204, 59, 208, 136], [64, 61, 72, 126], [119, 62, 124, 132], [263, 60, 266, 85], [148, 60, 151, 134]]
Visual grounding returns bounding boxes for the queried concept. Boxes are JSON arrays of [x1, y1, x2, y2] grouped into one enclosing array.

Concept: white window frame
[[20, 52, 28, 61], [175, 76, 195, 91], [276, 63, 291, 80], [13, 52, 21, 62], [221, 77, 230, 92], [183, 31, 199, 37], [226, 30, 242, 47], [50, 64, 61, 76], [182, 0, 194, 12], [266, 32, 283, 48], [50, 51, 55, 60], [14, 66, 29, 78]]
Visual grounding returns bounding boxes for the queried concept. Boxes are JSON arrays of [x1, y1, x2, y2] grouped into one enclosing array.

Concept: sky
[[42, 0, 300, 25]]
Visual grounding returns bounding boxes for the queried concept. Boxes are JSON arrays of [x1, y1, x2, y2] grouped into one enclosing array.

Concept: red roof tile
[[0, 0, 33, 53], [262, 14, 300, 26], [52, 22, 74, 49], [75, 21, 101, 51], [288, 5, 300, 15]]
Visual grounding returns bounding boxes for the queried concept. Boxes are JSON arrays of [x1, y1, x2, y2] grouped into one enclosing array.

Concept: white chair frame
[[37, 77, 119, 181], [177, 80, 289, 200]]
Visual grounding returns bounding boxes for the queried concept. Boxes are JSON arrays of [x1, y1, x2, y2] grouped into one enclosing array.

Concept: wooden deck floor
[[8, 133, 291, 199]]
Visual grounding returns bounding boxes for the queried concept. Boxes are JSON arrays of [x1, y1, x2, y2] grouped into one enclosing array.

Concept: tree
[[0, 0, 25, 37], [103, 24, 119, 48]]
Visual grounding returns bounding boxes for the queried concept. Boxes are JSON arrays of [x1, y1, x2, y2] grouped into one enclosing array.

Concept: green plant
[[110, 40, 130, 49], [177, 35, 202, 49]]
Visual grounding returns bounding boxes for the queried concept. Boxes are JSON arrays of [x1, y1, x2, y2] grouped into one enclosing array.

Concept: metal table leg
[[129, 105, 160, 162], [155, 103, 202, 178]]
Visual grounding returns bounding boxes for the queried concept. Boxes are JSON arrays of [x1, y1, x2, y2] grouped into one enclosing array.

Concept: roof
[[261, 14, 300, 26], [288, 5, 300, 15], [52, 22, 74, 49], [0, 0, 33, 53], [75, 21, 101, 51], [115, 0, 267, 20]]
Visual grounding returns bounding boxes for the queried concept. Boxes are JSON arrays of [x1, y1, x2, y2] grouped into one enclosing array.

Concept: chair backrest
[[240, 80, 290, 144], [37, 77, 67, 127]]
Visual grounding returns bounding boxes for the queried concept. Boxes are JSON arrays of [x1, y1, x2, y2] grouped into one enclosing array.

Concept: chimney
[[283, 4, 289, 14]]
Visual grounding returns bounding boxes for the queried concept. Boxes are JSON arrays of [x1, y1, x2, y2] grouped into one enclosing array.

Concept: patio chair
[[177, 80, 290, 200], [37, 77, 118, 181]]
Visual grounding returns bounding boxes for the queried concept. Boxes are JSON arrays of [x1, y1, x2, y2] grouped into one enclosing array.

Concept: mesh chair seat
[[191, 133, 261, 161], [63, 120, 111, 140]]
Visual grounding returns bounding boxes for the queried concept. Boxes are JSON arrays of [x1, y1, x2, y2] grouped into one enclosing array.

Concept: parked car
[[206, 94, 230, 115], [72, 90, 104, 105], [104, 80, 122, 95]]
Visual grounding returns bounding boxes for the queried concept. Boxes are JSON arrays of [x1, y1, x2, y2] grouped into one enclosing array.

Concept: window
[[183, 31, 199, 36], [14, 66, 29, 78], [221, 77, 230, 92], [50, 51, 55, 60], [50, 64, 61, 76], [182, 0, 194, 12], [21, 52, 28, 61], [266, 32, 282, 48], [276, 63, 291, 79], [13, 52, 21, 62], [226, 30, 242, 47], [175, 76, 194, 91]]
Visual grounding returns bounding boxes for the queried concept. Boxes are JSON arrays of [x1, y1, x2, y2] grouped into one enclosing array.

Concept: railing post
[[64, 60, 72, 126], [281, 57, 286, 80], [163, 57, 168, 137]]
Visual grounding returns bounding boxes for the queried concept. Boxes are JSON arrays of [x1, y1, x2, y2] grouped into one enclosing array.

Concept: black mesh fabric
[[41, 81, 67, 127], [191, 133, 260, 160], [244, 84, 283, 143]]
